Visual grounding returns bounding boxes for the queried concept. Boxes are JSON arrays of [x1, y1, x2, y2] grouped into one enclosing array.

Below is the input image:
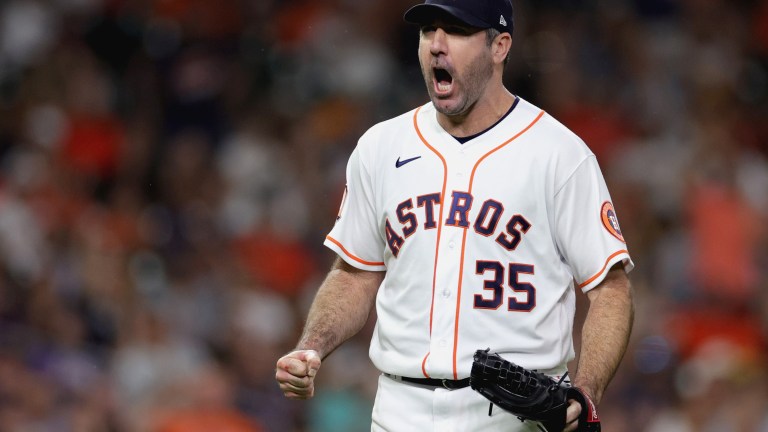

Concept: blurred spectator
[[110, 307, 209, 431], [151, 363, 265, 432]]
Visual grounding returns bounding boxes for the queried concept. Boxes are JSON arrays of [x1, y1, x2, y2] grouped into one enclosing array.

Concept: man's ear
[[492, 33, 512, 65]]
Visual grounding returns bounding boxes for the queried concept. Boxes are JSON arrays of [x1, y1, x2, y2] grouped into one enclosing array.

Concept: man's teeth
[[437, 82, 451, 92]]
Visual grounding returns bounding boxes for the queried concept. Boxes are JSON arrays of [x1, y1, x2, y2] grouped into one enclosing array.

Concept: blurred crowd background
[[0, 0, 767, 431]]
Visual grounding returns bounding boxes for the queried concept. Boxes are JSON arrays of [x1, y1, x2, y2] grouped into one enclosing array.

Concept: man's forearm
[[296, 257, 384, 359], [573, 266, 634, 403]]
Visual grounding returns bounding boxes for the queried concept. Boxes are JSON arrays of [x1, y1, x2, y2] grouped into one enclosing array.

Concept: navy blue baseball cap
[[404, 0, 514, 35]]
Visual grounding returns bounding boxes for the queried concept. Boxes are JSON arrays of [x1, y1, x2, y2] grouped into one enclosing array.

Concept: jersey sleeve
[[324, 139, 387, 271], [554, 156, 634, 292]]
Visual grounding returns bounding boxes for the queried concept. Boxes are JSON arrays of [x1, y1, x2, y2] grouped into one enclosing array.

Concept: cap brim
[[403, 4, 489, 29]]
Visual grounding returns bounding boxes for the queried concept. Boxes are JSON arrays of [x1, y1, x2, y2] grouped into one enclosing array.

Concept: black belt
[[385, 373, 471, 390]]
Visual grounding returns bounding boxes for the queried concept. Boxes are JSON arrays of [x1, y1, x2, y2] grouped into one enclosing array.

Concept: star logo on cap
[[499, 15, 507, 26]]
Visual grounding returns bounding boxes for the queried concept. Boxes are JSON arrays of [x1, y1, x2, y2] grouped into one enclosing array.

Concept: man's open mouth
[[433, 67, 453, 93]]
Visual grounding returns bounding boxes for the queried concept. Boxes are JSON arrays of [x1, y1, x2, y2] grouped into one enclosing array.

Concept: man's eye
[[421, 25, 436, 33], [445, 26, 466, 34]]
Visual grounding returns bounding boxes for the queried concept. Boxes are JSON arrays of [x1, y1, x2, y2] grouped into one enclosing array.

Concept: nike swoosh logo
[[395, 156, 422, 168]]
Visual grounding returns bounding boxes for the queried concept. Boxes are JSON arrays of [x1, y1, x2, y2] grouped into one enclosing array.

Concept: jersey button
[[442, 290, 450, 298], [448, 241, 455, 248]]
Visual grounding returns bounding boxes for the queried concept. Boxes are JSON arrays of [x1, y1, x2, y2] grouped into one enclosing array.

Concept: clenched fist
[[275, 350, 322, 399]]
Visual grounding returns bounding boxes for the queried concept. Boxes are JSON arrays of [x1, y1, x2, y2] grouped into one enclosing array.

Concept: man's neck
[[437, 87, 516, 138]]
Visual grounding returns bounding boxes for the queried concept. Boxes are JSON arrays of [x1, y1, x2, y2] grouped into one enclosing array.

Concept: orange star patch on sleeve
[[601, 201, 625, 243]]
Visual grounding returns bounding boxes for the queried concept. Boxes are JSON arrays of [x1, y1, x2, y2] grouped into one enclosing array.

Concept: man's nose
[[429, 28, 448, 55]]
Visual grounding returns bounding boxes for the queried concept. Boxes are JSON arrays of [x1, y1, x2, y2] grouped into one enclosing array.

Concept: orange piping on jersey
[[325, 235, 385, 266], [421, 353, 431, 378], [451, 110, 546, 379], [577, 249, 628, 289], [468, 110, 546, 187], [412, 106, 449, 340]]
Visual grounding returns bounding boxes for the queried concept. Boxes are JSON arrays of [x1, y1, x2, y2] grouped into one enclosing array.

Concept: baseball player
[[275, 0, 635, 430]]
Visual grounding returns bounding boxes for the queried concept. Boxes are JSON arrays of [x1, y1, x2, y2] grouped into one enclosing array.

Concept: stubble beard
[[421, 49, 494, 118]]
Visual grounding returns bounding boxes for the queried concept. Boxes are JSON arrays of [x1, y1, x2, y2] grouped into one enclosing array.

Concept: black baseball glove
[[469, 349, 601, 432]]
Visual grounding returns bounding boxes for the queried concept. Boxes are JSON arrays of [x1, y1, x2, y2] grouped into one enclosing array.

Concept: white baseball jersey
[[324, 97, 633, 381]]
